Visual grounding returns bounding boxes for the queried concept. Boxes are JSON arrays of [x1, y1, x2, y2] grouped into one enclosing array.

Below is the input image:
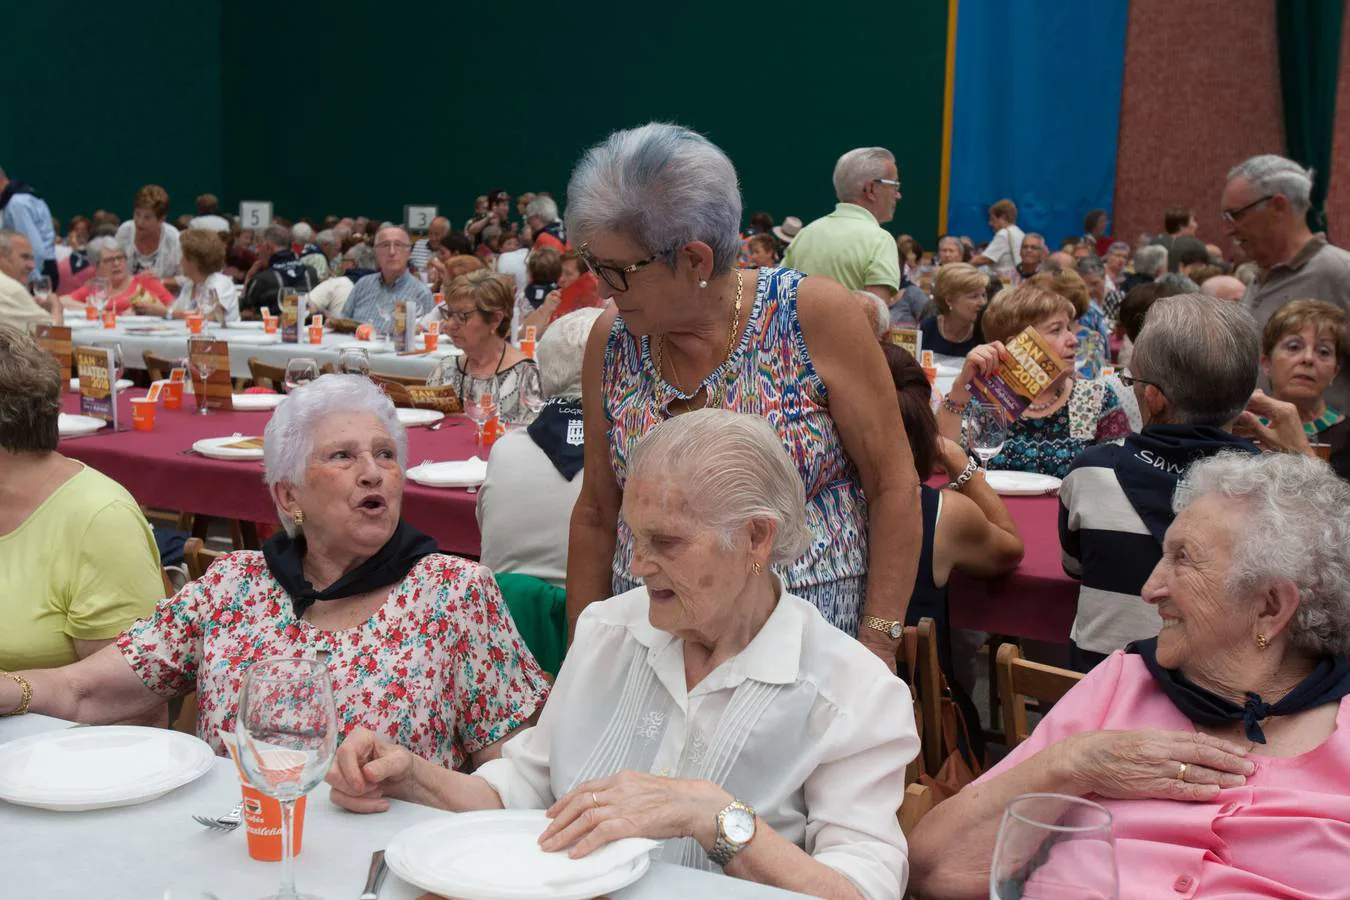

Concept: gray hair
[[525, 196, 560, 225], [1174, 452, 1350, 657], [0, 229, 16, 258], [1133, 245, 1167, 278], [262, 374, 407, 536], [853, 290, 891, 339], [833, 147, 896, 203], [1130, 293, 1258, 426], [86, 236, 121, 266], [1233, 261, 1259, 286], [1227, 154, 1314, 214], [1075, 255, 1106, 277], [344, 243, 376, 269], [537, 307, 603, 399], [262, 224, 291, 247], [566, 123, 742, 277], [292, 222, 315, 243], [315, 229, 337, 251], [1022, 232, 1046, 247], [626, 409, 810, 564], [1106, 240, 1131, 255], [1158, 272, 1199, 293], [938, 235, 962, 252]]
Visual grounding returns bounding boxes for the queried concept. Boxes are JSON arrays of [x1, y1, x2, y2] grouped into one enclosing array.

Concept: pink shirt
[[980, 651, 1350, 898], [69, 273, 173, 314]]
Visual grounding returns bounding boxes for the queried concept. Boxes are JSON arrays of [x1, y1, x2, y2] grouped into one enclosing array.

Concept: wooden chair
[[171, 692, 200, 736], [184, 536, 227, 580], [996, 643, 1084, 748], [895, 617, 945, 782], [143, 350, 179, 381], [247, 357, 287, 391], [899, 782, 936, 837], [370, 370, 425, 387]]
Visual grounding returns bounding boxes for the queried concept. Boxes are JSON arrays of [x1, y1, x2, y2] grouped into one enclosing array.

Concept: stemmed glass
[[337, 347, 370, 377], [106, 342, 125, 389], [283, 358, 320, 394], [467, 391, 495, 443], [199, 286, 221, 326], [30, 274, 52, 306], [990, 793, 1118, 899], [235, 657, 338, 900], [517, 365, 545, 423], [373, 308, 394, 348], [964, 403, 1008, 469], [89, 276, 110, 320], [192, 356, 216, 415]]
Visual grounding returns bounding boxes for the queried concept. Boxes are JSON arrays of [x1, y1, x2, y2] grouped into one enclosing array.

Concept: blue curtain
[[947, 0, 1129, 248]]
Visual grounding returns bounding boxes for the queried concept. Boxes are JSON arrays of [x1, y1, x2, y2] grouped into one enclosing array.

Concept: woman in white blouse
[[114, 184, 182, 291], [329, 409, 920, 900], [135, 229, 239, 324]]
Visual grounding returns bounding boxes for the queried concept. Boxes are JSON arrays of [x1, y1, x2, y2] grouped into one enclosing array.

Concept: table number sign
[[280, 290, 305, 343], [75, 345, 117, 429], [404, 205, 437, 232], [34, 324, 73, 386], [239, 201, 273, 230], [884, 326, 922, 359], [189, 338, 234, 412]]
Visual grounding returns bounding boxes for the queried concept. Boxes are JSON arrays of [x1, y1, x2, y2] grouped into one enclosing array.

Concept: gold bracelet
[[1, 672, 32, 716]]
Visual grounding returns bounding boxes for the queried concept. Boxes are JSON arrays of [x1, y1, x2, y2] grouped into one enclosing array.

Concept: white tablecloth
[[68, 319, 459, 381], [1, 715, 808, 899]]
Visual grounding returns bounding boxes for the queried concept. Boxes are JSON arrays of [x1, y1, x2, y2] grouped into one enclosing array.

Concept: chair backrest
[[370, 370, 425, 387], [184, 536, 227, 581], [143, 350, 178, 382], [899, 782, 935, 837], [247, 357, 287, 391], [996, 643, 1084, 747], [897, 618, 944, 777]]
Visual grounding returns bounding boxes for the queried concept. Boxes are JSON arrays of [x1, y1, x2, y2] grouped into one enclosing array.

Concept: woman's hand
[[957, 341, 1005, 391], [325, 727, 416, 813], [539, 772, 732, 858], [936, 436, 972, 478], [1236, 390, 1314, 456], [543, 290, 563, 314], [1063, 729, 1255, 802]]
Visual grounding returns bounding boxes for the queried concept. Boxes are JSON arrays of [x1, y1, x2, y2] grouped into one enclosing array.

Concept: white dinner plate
[[223, 320, 265, 331], [406, 457, 486, 488], [117, 314, 168, 324], [0, 726, 214, 812], [984, 470, 1063, 496], [192, 435, 265, 460], [69, 378, 133, 392], [395, 408, 445, 428], [330, 338, 395, 354], [385, 810, 655, 900], [221, 331, 282, 345], [62, 318, 98, 330], [231, 393, 285, 411], [57, 413, 108, 437]]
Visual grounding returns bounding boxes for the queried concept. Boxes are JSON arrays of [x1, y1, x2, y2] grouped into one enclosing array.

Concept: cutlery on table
[[192, 801, 244, 831], [361, 850, 389, 900]]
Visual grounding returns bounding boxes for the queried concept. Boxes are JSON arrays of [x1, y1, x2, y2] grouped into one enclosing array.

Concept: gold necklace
[[654, 271, 743, 411]]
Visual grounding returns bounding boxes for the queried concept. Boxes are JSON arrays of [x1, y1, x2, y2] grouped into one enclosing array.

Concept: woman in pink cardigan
[[910, 451, 1350, 899]]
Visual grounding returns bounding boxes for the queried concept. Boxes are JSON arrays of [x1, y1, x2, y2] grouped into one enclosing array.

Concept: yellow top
[[0, 464, 162, 670]]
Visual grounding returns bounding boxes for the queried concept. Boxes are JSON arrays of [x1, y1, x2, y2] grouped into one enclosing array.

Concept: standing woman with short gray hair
[[564, 123, 922, 669]]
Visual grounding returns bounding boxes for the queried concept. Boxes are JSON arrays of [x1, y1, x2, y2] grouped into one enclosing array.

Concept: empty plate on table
[[406, 458, 486, 488], [331, 338, 394, 354], [117, 314, 168, 324], [231, 393, 285, 411], [192, 435, 265, 460], [385, 809, 656, 900], [223, 321, 265, 331], [984, 470, 1063, 496], [63, 318, 98, 330], [69, 378, 133, 392], [396, 408, 445, 428], [221, 331, 282, 345], [58, 413, 108, 437], [0, 726, 214, 811]]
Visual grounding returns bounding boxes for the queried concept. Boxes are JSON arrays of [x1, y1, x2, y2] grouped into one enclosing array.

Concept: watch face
[[723, 807, 756, 844], [889, 622, 904, 639]]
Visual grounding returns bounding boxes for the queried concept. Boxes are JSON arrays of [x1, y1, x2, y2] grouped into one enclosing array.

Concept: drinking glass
[[192, 358, 215, 416], [517, 365, 546, 423], [89, 276, 110, 317], [235, 657, 338, 900], [30, 274, 52, 303], [199, 286, 221, 325], [283, 358, 320, 394], [107, 343, 126, 385], [466, 391, 493, 442], [373, 308, 394, 347], [965, 403, 1007, 469], [990, 793, 1117, 899], [337, 346, 370, 377]]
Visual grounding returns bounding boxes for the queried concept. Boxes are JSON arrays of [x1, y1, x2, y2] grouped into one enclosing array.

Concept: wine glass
[[106, 343, 125, 389], [199, 286, 221, 326], [337, 346, 370, 377], [517, 364, 546, 423], [991, 793, 1117, 899], [283, 358, 320, 394], [89, 276, 110, 318], [965, 403, 1007, 469], [192, 357, 215, 415], [373, 307, 394, 348], [235, 657, 338, 900], [30, 274, 52, 304], [466, 391, 494, 443]]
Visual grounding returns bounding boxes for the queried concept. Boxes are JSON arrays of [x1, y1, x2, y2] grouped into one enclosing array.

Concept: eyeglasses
[[873, 178, 902, 192], [374, 241, 411, 253], [100, 254, 127, 265], [1117, 373, 1160, 390], [579, 243, 677, 292], [438, 307, 478, 325], [1221, 195, 1273, 224]]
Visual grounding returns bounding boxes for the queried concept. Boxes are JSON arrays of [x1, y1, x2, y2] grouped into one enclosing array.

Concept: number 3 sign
[[405, 205, 437, 232]]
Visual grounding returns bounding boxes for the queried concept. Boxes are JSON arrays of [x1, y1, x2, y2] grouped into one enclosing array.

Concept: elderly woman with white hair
[[65, 235, 174, 314], [0, 375, 549, 768], [912, 451, 1350, 899], [526, 195, 566, 252], [564, 123, 922, 670], [329, 409, 920, 900]]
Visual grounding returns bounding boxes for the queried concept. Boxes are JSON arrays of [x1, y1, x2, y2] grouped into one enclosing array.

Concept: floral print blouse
[[117, 552, 549, 769], [988, 378, 1132, 478]]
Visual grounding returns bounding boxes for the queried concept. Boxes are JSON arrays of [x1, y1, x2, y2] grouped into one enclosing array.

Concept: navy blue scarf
[[1128, 638, 1350, 743], [526, 398, 585, 480]]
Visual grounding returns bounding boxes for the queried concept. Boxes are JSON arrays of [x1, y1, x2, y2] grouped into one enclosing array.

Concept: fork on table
[[192, 801, 244, 831]]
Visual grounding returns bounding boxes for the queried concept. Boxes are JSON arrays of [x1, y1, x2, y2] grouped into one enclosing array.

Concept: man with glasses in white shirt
[[342, 226, 434, 326]]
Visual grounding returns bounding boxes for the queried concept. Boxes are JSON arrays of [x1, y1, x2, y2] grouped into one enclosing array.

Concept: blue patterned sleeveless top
[[602, 267, 867, 632]]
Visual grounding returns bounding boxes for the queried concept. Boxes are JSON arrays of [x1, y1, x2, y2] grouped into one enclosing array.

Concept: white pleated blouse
[[475, 586, 919, 900]]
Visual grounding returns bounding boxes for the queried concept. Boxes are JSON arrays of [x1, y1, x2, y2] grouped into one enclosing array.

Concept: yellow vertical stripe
[[937, 0, 959, 236]]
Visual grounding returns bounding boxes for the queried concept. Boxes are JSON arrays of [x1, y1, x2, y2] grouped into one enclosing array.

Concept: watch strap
[[861, 614, 903, 639], [708, 800, 756, 867]]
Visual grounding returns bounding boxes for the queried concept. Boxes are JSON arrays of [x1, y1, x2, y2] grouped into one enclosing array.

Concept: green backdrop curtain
[[1277, 0, 1346, 234]]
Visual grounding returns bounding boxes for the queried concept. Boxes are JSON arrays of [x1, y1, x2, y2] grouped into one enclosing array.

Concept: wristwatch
[[708, 800, 757, 867], [862, 615, 904, 640]]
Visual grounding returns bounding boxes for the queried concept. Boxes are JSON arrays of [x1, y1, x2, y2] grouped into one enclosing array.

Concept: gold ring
[[592, 792, 600, 808], [1177, 762, 1188, 781]]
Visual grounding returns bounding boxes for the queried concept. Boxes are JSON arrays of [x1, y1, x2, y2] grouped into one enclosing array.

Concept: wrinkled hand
[[957, 342, 1006, 392], [543, 289, 562, 311], [1236, 390, 1314, 456], [1065, 729, 1254, 802], [858, 629, 900, 674], [325, 727, 416, 813], [936, 436, 972, 478], [539, 771, 731, 858]]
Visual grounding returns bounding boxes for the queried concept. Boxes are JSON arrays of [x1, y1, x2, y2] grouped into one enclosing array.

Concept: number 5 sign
[[239, 201, 273, 229], [404, 205, 437, 232]]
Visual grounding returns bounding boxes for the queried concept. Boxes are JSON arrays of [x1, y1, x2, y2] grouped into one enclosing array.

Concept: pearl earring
[[698, 279, 709, 289]]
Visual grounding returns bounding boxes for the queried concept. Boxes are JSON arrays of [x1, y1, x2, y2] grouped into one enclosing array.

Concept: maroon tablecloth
[[60, 389, 484, 556]]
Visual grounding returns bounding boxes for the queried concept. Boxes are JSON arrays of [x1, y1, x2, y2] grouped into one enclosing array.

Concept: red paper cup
[[163, 380, 184, 410], [355, 324, 374, 341], [102, 309, 117, 329], [424, 332, 439, 351], [264, 317, 279, 335], [130, 397, 157, 431], [307, 324, 323, 344], [241, 785, 306, 861], [85, 305, 98, 321], [187, 314, 204, 335]]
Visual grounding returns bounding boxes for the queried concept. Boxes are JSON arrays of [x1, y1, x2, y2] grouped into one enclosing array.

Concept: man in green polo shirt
[[782, 147, 902, 301]]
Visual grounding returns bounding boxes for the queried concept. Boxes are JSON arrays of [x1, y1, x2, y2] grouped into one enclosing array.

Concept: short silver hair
[[525, 196, 560, 225], [263, 374, 407, 536], [86, 235, 120, 266], [626, 409, 810, 564], [537, 307, 603, 399], [315, 228, 337, 250], [1174, 452, 1350, 657], [938, 235, 962, 252], [292, 222, 315, 243], [344, 243, 376, 269], [1130, 293, 1258, 426], [1158, 272, 1199, 293], [833, 147, 895, 203], [1133, 245, 1167, 278], [1106, 240, 1131, 256], [566, 123, 742, 276], [853, 290, 891, 339], [1227, 154, 1313, 214], [1075, 255, 1106, 277]]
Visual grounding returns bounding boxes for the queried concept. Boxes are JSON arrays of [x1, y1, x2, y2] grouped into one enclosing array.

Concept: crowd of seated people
[[4, 137, 1350, 899]]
